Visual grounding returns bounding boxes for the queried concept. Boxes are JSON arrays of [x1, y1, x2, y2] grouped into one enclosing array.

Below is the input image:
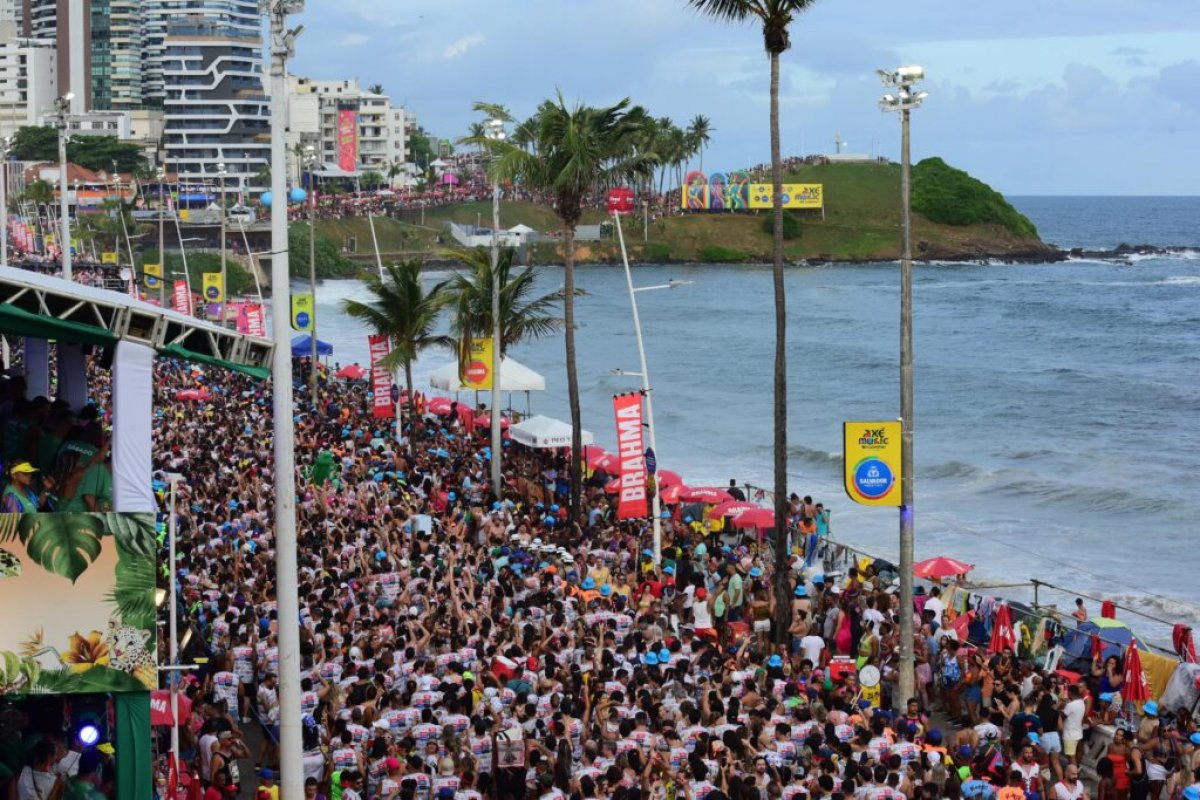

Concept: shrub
[[643, 243, 671, 263], [761, 210, 801, 240], [698, 246, 748, 263], [911, 157, 1038, 238]]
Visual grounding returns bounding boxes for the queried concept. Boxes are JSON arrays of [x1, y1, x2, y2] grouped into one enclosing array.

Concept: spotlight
[[77, 723, 100, 747]]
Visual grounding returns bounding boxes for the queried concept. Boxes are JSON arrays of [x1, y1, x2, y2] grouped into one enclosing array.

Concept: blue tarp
[[1061, 618, 1144, 666], [291, 334, 333, 357]]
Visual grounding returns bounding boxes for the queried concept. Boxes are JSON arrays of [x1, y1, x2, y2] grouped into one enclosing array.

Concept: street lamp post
[[157, 166, 166, 307], [0, 136, 10, 269], [305, 146, 318, 402], [484, 118, 506, 500], [878, 65, 928, 708], [55, 94, 73, 281], [266, 3, 306, 799], [217, 162, 228, 323], [162, 472, 186, 771]]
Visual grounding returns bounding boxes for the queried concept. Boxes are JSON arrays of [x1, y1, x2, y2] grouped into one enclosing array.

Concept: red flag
[[368, 334, 394, 419], [245, 304, 265, 337], [613, 392, 647, 520], [1123, 642, 1151, 702], [988, 603, 1018, 655], [172, 280, 191, 315]]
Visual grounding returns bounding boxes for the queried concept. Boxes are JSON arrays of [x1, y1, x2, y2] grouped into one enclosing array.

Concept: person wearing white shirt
[[1060, 684, 1087, 765]]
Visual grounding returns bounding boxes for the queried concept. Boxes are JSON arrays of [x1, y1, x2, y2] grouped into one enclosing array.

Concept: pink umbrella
[[604, 478, 621, 495], [1123, 642, 1151, 703], [582, 445, 619, 473], [426, 396, 470, 421], [708, 501, 758, 520], [335, 364, 367, 380], [731, 508, 776, 529], [657, 470, 683, 489], [913, 556, 975, 580], [473, 414, 510, 430], [175, 388, 211, 402], [660, 483, 682, 504], [988, 603, 1018, 654], [682, 486, 733, 504]]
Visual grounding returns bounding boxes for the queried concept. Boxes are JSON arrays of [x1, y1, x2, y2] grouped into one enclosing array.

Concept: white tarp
[[112, 340, 155, 513], [428, 357, 546, 393], [1158, 661, 1200, 712], [509, 415, 592, 449]]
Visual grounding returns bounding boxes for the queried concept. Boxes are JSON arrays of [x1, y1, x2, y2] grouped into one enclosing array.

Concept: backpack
[[941, 653, 962, 686]]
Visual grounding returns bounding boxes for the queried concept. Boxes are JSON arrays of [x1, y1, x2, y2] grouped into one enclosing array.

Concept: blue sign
[[852, 458, 895, 501], [390, 385, 400, 403], [645, 447, 657, 475], [295, 312, 310, 329]]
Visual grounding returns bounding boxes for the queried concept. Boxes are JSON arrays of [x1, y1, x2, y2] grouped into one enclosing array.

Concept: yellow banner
[[44, 235, 55, 247], [460, 337, 494, 390], [748, 183, 823, 209], [143, 263, 162, 288], [290, 293, 314, 332], [202, 272, 224, 303], [843, 421, 902, 506], [101, 251, 119, 265]]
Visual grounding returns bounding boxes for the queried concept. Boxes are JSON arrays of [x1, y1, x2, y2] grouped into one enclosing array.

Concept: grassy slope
[[316, 163, 1051, 265]]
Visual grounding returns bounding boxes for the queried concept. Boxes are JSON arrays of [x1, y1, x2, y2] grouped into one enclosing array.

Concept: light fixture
[[76, 723, 100, 747]]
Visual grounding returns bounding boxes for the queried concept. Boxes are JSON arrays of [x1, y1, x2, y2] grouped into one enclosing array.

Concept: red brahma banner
[[613, 392, 648, 520], [368, 335, 394, 419], [338, 109, 359, 173]]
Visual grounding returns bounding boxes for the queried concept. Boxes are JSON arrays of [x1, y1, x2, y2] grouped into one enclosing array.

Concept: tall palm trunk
[[770, 49, 791, 644], [405, 361, 415, 415], [564, 225, 583, 524]]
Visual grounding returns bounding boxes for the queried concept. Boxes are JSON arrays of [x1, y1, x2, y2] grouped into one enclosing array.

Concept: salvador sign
[[843, 421, 902, 507]]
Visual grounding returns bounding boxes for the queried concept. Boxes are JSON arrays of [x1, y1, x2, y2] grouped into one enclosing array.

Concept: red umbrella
[[681, 486, 733, 504], [175, 388, 211, 402], [336, 364, 367, 380], [988, 603, 1018, 655], [427, 396, 452, 415], [657, 470, 683, 489], [583, 446, 619, 473], [1123, 642, 1151, 703], [473, 414, 510, 430], [731, 508, 776, 529], [708, 501, 758, 520], [604, 478, 621, 495], [913, 556, 975, 580], [660, 483, 682, 504]]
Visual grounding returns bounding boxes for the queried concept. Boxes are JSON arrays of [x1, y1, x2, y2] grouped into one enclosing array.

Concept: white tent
[[509, 415, 593, 449], [508, 224, 537, 234], [428, 356, 546, 392]]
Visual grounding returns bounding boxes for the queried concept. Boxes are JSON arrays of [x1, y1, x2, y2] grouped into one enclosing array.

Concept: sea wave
[[920, 460, 982, 480], [1105, 593, 1200, 628], [981, 469, 1177, 516], [788, 444, 841, 467]]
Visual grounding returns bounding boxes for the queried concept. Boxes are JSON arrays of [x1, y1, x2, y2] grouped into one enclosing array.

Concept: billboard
[[338, 109, 359, 173], [0, 513, 157, 695], [843, 422, 902, 507], [459, 337, 494, 390], [683, 171, 822, 210], [202, 272, 224, 304], [748, 183, 824, 209]]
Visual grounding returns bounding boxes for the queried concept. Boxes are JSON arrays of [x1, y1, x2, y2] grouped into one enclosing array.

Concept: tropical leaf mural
[[18, 514, 104, 583]]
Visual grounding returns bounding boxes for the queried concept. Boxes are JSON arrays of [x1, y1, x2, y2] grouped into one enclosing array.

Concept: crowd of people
[[0, 351, 1196, 800]]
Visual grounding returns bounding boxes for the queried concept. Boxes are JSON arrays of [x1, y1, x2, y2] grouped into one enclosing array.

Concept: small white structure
[[510, 415, 593, 449], [428, 356, 545, 392]]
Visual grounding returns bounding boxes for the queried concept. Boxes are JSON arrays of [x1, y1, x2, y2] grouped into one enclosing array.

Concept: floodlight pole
[[485, 119, 506, 500], [0, 137, 9, 269], [56, 96, 72, 281], [164, 473, 185, 777], [266, 3, 304, 799]]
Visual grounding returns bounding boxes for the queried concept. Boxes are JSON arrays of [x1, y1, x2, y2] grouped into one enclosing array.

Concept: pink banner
[[368, 334, 394, 419], [613, 393, 648, 520], [172, 280, 191, 316], [338, 109, 359, 173], [246, 304, 265, 337]]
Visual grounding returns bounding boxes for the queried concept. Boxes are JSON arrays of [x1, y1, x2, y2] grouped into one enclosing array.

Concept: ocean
[[308, 195, 1200, 647]]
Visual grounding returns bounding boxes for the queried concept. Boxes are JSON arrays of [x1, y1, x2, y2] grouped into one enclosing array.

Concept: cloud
[[443, 34, 485, 60], [338, 33, 369, 48]]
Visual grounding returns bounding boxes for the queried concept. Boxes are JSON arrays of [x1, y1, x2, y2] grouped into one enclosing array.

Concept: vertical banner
[[101, 251, 118, 265], [338, 109, 359, 173], [143, 263, 161, 289], [291, 293, 314, 332], [368, 335, 394, 419], [245, 304, 266, 337], [202, 272, 224, 303], [613, 392, 648, 520], [843, 421, 902, 506], [459, 337, 494, 390], [171, 280, 191, 316], [230, 302, 248, 333]]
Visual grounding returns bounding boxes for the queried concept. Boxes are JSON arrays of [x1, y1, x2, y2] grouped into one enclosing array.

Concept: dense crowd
[[0, 354, 1196, 800]]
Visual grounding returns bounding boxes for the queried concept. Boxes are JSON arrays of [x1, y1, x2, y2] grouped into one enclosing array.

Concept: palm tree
[[471, 93, 656, 522], [342, 260, 454, 411], [688, 114, 714, 172], [442, 245, 572, 358], [367, 83, 385, 96], [687, 0, 817, 642]]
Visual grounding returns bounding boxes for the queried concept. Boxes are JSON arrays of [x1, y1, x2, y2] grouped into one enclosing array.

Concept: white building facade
[[287, 76, 410, 182]]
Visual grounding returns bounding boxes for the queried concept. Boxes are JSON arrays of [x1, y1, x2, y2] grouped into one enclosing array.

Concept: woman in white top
[[17, 740, 63, 800]]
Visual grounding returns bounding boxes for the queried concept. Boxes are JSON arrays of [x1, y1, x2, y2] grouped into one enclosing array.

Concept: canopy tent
[[508, 224, 537, 234], [1061, 617, 1146, 667], [509, 415, 593, 449], [429, 357, 546, 392], [291, 334, 333, 358]]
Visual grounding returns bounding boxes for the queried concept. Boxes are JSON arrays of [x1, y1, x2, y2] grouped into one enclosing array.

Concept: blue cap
[[260, 768, 274, 780], [749, 567, 763, 577], [684, 516, 693, 523], [957, 745, 973, 758], [642, 549, 653, 558], [448, 491, 456, 501], [1182, 787, 1200, 800], [1143, 701, 1159, 716], [661, 510, 670, 519], [811, 573, 825, 584], [1189, 733, 1200, 747], [858, 699, 873, 709], [600, 584, 612, 597], [659, 648, 671, 663], [642, 652, 659, 666], [550, 504, 559, 512], [721, 545, 732, 553], [795, 586, 808, 596], [492, 501, 501, 510], [1027, 733, 1040, 745], [663, 565, 675, 575], [1100, 692, 1115, 702], [582, 577, 596, 590], [767, 654, 783, 667], [376, 551, 387, 561]]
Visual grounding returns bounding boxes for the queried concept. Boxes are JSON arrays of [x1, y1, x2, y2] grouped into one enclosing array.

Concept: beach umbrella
[[1123, 641, 1151, 703], [604, 478, 620, 495], [176, 388, 211, 402], [657, 470, 683, 489], [660, 483, 682, 504], [473, 414, 510, 430], [988, 603, 1018, 654], [913, 556, 975, 580], [731, 508, 776, 529], [336, 364, 367, 380], [708, 501, 758, 520], [682, 486, 733, 504], [582, 445, 619, 473]]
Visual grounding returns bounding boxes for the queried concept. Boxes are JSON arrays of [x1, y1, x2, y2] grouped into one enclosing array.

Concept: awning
[[0, 302, 117, 347], [291, 334, 333, 358], [509, 414, 592, 449], [429, 356, 545, 392]]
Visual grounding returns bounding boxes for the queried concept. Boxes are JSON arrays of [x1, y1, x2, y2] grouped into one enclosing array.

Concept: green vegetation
[[762, 211, 801, 240], [698, 245, 749, 263], [138, 250, 254, 296], [10, 126, 145, 172], [912, 157, 1038, 238], [643, 243, 672, 262], [287, 224, 359, 279]]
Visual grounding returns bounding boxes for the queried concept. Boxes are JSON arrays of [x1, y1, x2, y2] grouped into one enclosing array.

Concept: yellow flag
[[843, 421, 902, 507], [202, 272, 224, 303], [459, 337, 494, 390], [101, 252, 119, 265], [291, 293, 314, 332], [143, 263, 162, 288]]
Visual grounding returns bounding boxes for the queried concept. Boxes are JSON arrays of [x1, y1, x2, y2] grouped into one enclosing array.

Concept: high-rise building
[[22, 0, 89, 114], [106, 0, 142, 110], [0, 0, 23, 41], [141, 0, 261, 109], [288, 76, 410, 183], [161, 1, 268, 192], [0, 37, 55, 137]]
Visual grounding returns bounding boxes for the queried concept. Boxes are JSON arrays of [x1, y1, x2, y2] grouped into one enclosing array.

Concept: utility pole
[[0, 136, 10, 269], [485, 118, 506, 500], [307, 147, 318, 402], [218, 163, 228, 324], [56, 94, 73, 281], [157, 166, 166, 308]]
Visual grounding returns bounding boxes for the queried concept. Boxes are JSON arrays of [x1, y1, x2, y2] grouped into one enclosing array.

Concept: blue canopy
[[1061, 618, 1144, 666], [291, 334, 333, 358]]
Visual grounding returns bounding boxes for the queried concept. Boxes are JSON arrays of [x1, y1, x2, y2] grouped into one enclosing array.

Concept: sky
[[289, 0, 1200, 196]]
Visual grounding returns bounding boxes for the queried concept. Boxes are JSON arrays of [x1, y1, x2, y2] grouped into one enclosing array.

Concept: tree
[[10, 126, 57, 161], [688, 0, 817, 642], [471, 93, 656, 522], [342, 260, 454, 411], [360, 170, 386, 191], [287, 224, 358, 279], [407, 126, 436, 168], [22, 180, 54, 206], [386, 160, 404, 187], [443, 245, 572, 359], [688, 114, 714, 172], [367, 83, 384, 96], [66, 137, 146, 173]]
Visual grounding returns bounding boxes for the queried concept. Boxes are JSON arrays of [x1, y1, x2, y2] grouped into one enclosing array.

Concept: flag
[[201, 272, 224, 303], [291, 293, 314, 332], [458, 337, 494, 390], [144, 262, 162, 289], [613, 392, 648, 520], [368, 335, 394, 419]]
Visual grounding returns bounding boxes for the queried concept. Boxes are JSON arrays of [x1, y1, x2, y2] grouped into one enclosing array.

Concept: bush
[[761, 211, 802, 240], [698, 246, 748, 263], [288, 224, 359, 278], [912, 157, 1038, 238], [643, 243, 671, 263]]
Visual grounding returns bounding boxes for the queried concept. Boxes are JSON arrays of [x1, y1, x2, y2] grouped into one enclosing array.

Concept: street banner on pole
[[368, 334, 394, 419], [202, 272, 224, 303], [171, 279, 191, 316], [843, 421, 902, 506], [290, 293, 314, 332], [245, 304, 266, 337], [459, 337, 494, 390], [143, 263, 161, 289], [614, 392, 648, 520], [101, 251, 119, 264], [338, 109, 359, 173]]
